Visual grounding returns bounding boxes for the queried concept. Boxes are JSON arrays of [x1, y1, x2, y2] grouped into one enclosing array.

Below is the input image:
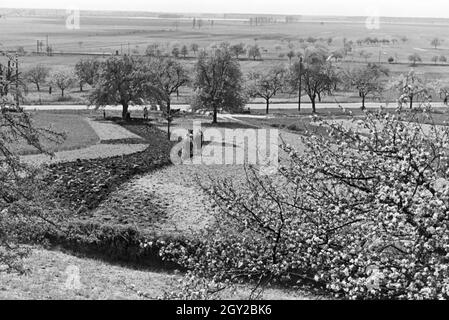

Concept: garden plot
[[21, 143, 148, 166], [90, 164, 246, 236], [20, 117, 148, 166]]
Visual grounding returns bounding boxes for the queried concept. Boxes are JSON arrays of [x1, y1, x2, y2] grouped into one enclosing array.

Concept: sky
[[1, 0, 449, 19]]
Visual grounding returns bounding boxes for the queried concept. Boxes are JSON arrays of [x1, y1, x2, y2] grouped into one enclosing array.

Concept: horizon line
[[1, 6, 449, 21]]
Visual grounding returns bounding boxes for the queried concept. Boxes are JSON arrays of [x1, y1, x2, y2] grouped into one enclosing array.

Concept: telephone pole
[[298, 56, 303, 112], [15, 55, 19, 108]]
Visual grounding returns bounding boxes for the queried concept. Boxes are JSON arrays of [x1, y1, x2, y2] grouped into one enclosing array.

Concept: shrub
[[46, 222, 184, 269]]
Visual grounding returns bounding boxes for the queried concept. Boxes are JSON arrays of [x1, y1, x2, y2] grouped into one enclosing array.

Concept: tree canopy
[[89, 55, 145, 119], [343, 63, 389, 109], [248, 65, 287, 114], [51, 70, 75, 97], [24, 64, 49, 92], [137, 57, 190, 138], [390, 70, 431, 109], [193, 43, 248, 123], [290, 47, 338, 113], [75, 58, 100, 92]]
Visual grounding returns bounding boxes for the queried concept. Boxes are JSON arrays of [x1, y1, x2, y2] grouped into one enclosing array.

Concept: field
[[0, 247, 315, 300], [9, 112, 99, 155], [3, 9, 449, 105]]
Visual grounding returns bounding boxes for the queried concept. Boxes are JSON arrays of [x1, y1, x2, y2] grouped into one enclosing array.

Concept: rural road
[[22, 101, 449, 112]]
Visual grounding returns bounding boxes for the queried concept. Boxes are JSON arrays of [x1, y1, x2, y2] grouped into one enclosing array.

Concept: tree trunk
[[410, 95, 413, 109], [61, 89, 64, 97], [122, 102, 129, 119], [167, 100, 171, 140], [362, 94, 366, 109], [311, 97, 316, 113], [80, 82, 83, 92], [266, 99, 270, 114], [298, 76, 302, 112], [212, 105, 218, 124], [36, 83, 40, 92]]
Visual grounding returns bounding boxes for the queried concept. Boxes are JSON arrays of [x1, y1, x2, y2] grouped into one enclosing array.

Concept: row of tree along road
[[20, 43, 449, 127]]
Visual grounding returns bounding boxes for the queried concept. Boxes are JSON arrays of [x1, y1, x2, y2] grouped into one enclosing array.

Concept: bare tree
[[431, 38, 443, 49], [408, 53, 422, 66], [343, 63, 389, 109], [248, 65, 287, 114], [51, 70, 75, 97], [138, 57, 190, 139], [24, 64, 50, 92], [431, 56, 439, 64], [290, 48, 338, 113], [247, 45, 262, 61]]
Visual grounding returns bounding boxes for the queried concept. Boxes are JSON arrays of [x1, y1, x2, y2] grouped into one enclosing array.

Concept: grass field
[[0, 247, 318, 300], [9, 112, 99, 155]]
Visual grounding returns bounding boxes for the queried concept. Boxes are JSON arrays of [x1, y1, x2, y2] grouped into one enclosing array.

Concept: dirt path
[[84, 119, 143, 141]]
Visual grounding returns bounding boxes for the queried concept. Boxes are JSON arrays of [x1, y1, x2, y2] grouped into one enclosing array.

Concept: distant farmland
[[2, 9, 449, 105]]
